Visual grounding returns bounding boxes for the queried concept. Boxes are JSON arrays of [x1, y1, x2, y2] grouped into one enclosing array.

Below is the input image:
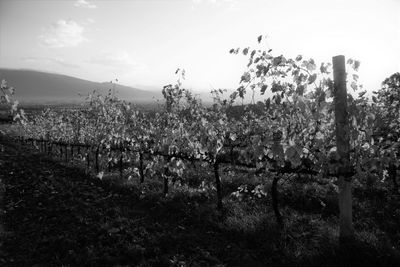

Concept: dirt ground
[[1, 135, 399, 266]]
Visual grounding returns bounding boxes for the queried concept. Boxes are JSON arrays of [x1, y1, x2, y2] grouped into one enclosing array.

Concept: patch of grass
[[223, 200, 268, 234], [1, 137, 400, 266]]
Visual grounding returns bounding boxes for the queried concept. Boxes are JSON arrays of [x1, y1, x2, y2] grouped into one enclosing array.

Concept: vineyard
[[1, 40, 400, 266]]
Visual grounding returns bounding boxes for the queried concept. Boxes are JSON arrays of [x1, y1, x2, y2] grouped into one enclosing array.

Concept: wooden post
[[86, 152, 90, 172], [389, 163, 398, 193], [333, 55, 354, 242], [139, 152, 145, 183], [271, 174, 283, 228], [119, 147, 123, 179], [108, 151, 112, 173], [163, 165, 169, 197], [214, 161, 223, 210], [95, 146, 100, 173]]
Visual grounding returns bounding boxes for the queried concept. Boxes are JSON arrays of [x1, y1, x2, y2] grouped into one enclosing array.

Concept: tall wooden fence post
[[333, 55, 354, 243]]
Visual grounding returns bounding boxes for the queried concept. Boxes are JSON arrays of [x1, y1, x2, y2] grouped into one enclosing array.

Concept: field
[[1, 131, 400, 266], [1, 52, 400, 266]]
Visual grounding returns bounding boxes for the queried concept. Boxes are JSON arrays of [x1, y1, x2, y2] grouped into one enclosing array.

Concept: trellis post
[[333, 55, 354, 243]]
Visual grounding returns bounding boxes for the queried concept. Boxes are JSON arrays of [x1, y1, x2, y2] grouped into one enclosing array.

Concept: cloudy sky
[[0, 0, 399, 93]]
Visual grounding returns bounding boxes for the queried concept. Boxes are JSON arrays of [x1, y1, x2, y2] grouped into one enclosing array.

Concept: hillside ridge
[[0, 68, 161, 104]]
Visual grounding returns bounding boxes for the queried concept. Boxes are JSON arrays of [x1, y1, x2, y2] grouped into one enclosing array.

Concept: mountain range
[[0, 68, 162, 104]]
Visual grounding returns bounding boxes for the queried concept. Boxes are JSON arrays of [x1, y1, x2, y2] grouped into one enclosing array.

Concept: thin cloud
[[87, 51, 140, 70], [39, 20, 88, 48], [22, 56, 80, 68], [192, 0, 238, 10], [192, 0, 234, 5], [74, 0, 97, 9]]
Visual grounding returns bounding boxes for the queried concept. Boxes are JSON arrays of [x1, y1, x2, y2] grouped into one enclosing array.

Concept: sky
[[0, 0, 399, 94]]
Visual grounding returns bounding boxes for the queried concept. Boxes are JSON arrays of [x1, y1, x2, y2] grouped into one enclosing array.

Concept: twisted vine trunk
[[389, 163, 398, 193], [95, 146, 100, 173], [86, 151, 90, 173], [139, 152, 145, 183], [119, 152, 123, 179], [271, 175, 283, 228], [214, 162, 223, 210], [108, 151, 111, 172], [163, 166, 169, 197]]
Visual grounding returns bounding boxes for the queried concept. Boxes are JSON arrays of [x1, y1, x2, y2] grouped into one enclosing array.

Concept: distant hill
[[0, 68, 162, 104]]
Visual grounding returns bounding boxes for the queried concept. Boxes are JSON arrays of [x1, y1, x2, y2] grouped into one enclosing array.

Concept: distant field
[[0, 123, 23, 136], [0, 105, 12, 123], [0, 101, 163, 129]]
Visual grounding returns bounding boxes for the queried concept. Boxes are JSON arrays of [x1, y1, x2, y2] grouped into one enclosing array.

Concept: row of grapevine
[[6, 38, 400, 243]]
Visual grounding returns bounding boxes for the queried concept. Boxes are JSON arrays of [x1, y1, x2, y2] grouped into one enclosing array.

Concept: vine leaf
[[261, 84, 268, 95], [308, 74, 317, 84], [285, 146, 301, 167]]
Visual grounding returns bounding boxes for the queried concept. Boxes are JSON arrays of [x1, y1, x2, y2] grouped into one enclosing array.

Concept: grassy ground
[[0, 134, 399, 266]]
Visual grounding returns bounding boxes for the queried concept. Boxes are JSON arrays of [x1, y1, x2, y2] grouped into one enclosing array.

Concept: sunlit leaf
[[261, 84, 268, 95], [308, 74, 317, 84], [350, 81, 358, 91], [237, 86, 246, 98], [265, 98, 271, 109], [353, 60, 360, 71], [320, 63, 329, 74], [240, 72, 251, 83]]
